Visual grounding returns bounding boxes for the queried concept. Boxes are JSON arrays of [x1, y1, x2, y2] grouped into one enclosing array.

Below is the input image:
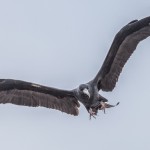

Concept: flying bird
[[0, 16, 150, 118]]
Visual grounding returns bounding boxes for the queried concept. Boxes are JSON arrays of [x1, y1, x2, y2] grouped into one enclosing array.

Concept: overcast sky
[[0, 0, 150, 150]]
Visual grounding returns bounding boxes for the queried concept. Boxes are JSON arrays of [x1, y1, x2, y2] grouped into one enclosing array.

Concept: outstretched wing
[[0, 79, 80, 116], [93, 16, 150, 91]]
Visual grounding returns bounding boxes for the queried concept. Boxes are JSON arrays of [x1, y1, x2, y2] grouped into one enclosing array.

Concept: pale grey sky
[[0, 0, 150, 150]]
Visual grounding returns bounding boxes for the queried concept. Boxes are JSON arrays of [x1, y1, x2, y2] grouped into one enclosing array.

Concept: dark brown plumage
[[0, 16, 150, 117], [0, 79, 79, 116], [95, 17, 150, 91]]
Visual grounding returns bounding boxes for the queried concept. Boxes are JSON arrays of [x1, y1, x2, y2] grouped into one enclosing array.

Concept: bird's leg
[[100, 101, 106, 114], [88, 101, 119, 119], [99, 101, 120, 114], [88, 108, 96, 119], [103, 108, 106, 114]]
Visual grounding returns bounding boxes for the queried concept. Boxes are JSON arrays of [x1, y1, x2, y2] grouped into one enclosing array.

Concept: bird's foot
[[88, 108, 97, 119], [98, 101, 119, 114], [88, 101, 119, 119]]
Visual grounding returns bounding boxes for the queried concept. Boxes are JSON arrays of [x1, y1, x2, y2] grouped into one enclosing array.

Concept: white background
[[0, 0, 150, 150]]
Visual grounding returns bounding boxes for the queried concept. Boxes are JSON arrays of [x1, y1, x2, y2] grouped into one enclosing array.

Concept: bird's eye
[[79, 87, 83, 91], [80, 87, 84, 91]]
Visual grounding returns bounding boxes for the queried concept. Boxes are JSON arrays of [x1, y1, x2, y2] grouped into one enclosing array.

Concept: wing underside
[[0, 79, 80, 116], [94, 16, 150, 91]]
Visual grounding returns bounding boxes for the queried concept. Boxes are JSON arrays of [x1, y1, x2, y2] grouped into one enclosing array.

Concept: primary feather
[[0, 16, 150, 117], [95, 16, 150, 91], [0, 79, 79, 116]]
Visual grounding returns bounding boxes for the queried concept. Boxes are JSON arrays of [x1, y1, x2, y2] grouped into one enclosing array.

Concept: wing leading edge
[[93, 16, 150, 91], [0, 79, 80, 116]]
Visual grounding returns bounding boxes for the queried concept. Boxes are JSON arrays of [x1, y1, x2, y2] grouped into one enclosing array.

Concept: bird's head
[[78, 84, 91, 99], [75, 84, 99, 111]]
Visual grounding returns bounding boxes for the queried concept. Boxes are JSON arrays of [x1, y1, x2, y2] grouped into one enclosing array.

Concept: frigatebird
[[0, 16, 150, 118]]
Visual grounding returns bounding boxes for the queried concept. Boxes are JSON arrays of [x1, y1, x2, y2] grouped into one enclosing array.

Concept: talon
[[88, 101, 119, 118], [99, 101, 119, 114], [89, 108, 97, 119]]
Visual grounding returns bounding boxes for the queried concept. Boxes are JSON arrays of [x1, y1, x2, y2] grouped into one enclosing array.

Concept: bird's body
[[0, 16, 150, 118]]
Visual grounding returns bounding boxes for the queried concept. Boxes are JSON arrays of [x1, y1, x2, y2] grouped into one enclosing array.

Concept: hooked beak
[[83, 88, 90, 98]]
